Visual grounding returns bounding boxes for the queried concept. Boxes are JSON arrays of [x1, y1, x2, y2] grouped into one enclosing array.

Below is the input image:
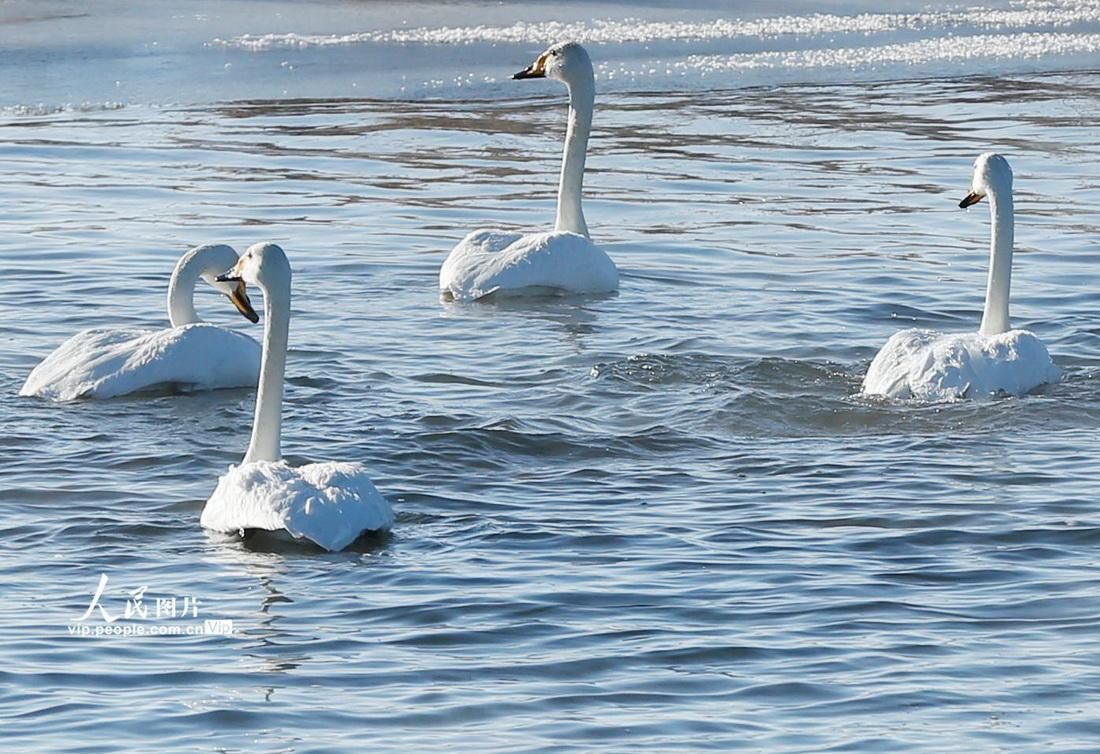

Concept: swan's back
[[862, 328, 1058, 400], [440, 229, 619, 300], [202, 460, 393, 551], [20, 323, 260, 401]]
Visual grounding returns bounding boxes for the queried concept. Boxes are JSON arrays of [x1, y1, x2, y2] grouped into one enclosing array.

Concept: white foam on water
[[1, 102, 128, 117], [674, 31, 1100, 72], [210, 2, 1100, 50]]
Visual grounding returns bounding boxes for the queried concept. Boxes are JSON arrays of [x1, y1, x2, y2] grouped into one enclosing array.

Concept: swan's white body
[[204, 460, 391, 552], [20, 245, 260, 401], [862, 153, 1058, 400], [201, 243, 392, 551], [439, 41, 619, 300], [440, 230, 618, 300], [862, 329, 1057, 401]]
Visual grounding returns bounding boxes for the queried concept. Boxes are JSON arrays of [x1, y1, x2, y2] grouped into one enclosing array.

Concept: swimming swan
[[439, 40, 619, 299], [20, 244, 260, 401], [862, 153, 1058, 400], [200, 243, 393, 551]]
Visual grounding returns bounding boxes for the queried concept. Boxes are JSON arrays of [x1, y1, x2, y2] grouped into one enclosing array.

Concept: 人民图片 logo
[[68, 573, 235, 638]]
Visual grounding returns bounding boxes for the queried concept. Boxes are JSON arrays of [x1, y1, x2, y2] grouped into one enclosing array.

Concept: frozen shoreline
[[2, 0, 1100, 109]]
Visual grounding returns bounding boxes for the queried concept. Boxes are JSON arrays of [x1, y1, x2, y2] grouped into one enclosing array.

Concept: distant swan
[[439, 40, 619, 300], [201, 243, 393, 551], [862, 153, 1058, 400], [20, 244, 261, 401]]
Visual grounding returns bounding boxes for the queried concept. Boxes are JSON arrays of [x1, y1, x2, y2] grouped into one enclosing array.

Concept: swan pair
[[437, 43, 1058, 400], [22, 242, 391, 551]]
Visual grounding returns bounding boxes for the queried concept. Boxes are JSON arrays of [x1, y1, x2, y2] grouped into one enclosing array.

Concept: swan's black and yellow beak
[[513, 52, 548, 80], [216, 255, 245, 284], [216, 257, 257, 322], [227, 279, 259, 323], [959, 192, 984, 209]]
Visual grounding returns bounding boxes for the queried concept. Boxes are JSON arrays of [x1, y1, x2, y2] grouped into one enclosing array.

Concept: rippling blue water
[[3, 1, 1100, 752]]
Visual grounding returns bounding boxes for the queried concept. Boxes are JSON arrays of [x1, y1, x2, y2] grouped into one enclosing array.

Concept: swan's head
[[188, 243, 259, 323], [513, 41, 593, 86], [217, 242, 291, 293], [959, 152, 1012, 208]]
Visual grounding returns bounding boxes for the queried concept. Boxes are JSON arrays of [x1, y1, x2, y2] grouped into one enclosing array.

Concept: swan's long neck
[[244, 275, 290, 464], [979, 184, 1014, 337], [166, 253, 205, 327], [555, 72, 594, 238]]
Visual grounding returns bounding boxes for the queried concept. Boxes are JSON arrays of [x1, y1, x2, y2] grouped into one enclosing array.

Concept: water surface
[[2, 2, 1100, 752]]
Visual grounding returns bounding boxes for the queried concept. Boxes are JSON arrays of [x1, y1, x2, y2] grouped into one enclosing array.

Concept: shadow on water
[[438, 290, 611, 347], [238, 527, 393, 555]]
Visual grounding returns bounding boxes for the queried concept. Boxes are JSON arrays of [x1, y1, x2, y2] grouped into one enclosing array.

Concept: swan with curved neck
[[439, 41, 618, 300], [862, 153, 1058, 400], [167, 244, 259, 328], [20, 244, 261, 401], [200, 243, 392, 551], [960, 154, 1015, 337], [514, 41, 595, 238], [233, 244, 291, 465]]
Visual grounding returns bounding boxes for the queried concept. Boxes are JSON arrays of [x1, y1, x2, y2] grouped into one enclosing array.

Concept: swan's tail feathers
[[202, 460, 394, 552]]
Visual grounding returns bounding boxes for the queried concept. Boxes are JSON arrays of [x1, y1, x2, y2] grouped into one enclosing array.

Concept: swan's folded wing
[[201, 460, 393, 552], [94, 324, 261, 398], [863, 328, 1058, 401], [440, 229, 526, 299], [973, 330, 1060, 395], [440, 230, 618, 300], [21, 324, 260, 401], [287, 462, 394, 549], [861, 328, 933, 399], [20, 327, 157, 400]]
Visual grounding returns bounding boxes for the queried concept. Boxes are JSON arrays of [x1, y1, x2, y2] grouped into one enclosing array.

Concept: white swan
[[20, 244, 261, 401], [200, 243, 393, 551], [439, 41, 619, 300], [862, 153, 1059, 400]]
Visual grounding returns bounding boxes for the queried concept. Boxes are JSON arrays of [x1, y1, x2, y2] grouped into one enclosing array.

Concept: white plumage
[[862, 328, 1058, 400], [20, 324, 259, 402], [20, 244, 260, 401], [440, 230, 618, 300], [201, 460, 392, 552], [440, 41, 619, 299], [863, 153, 1059, 400], [200, 243, 392, 551]]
